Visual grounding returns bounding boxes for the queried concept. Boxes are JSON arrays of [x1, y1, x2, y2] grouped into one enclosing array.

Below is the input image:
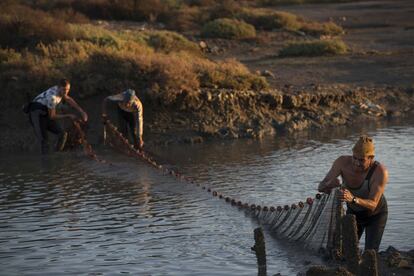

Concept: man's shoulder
[[336, 155, 352, 164], [133, 97, 143, 107], [375, 162, 388, 176]]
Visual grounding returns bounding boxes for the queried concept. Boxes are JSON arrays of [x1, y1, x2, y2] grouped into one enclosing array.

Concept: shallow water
[[1, 118, 413, 275]]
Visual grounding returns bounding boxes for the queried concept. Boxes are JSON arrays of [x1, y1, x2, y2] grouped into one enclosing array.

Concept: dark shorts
[[117, 107, 138, 146], [347, 198, 388, 251], [29, 102, 64, 154]]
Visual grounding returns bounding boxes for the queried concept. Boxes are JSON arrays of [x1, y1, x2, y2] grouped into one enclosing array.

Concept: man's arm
[[63, 95, 88, 122], [342, 165, 388, 212], [48, 108, 76, 120], [102, 93, 123, 118], [135, 101, 144, 147], [318, 156, 343, 193]]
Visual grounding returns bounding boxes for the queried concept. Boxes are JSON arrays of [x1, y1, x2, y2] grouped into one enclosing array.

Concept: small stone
[[210, 46, 220, 54], [199, 41, 207, 49], [261, 70, 275, 78]]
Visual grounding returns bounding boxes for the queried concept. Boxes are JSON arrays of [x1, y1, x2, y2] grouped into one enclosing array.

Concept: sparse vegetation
[[299, 21, 344, 36], [201, 18, 256, 39], [0, 4, 76, 49], [147, 31, 201, 54], [239, 8, 343, 36], [279, 39, 348, 57], [0, 0, 350, 108], [0, 3, 267, 107], [240, 9, 301, 31]]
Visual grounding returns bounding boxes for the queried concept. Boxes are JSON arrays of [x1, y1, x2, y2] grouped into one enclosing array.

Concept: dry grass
[[0, 15, 267, 107], [279, 39, 348, 57], [147, 31, 201, 54], [0, 4, 75, 49], [201, 18, 256, 39], [239, 8, 343, 36], [299, 21, 344, 36], [240, 9, 301, 31]]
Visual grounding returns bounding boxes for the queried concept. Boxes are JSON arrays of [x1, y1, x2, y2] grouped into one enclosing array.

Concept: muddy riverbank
[[1, 83, 413, 152]]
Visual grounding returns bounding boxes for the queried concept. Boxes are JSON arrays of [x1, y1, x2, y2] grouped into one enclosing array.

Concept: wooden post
[[342, 214, 360, 274], [251, 227, 267, 276], [332, 189, 343, 260], [360, 249, 378, 276]]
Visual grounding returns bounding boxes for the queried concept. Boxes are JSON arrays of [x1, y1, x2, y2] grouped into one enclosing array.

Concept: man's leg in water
[[46, 118, 66, 151], [117, 107, 129, 140], [30, 110, 49, 154], [364, 211, 388, 251]]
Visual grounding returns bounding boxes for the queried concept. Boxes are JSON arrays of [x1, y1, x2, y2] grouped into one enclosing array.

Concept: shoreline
[[2, 84, 413, 153]]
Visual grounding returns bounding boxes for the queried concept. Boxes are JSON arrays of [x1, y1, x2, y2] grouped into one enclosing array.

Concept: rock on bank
[[1, 85, 413, 151]]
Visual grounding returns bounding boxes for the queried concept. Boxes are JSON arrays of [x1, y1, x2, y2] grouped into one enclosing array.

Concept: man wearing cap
[[318, 135, 388, 251], [102, 89, 144, 149]]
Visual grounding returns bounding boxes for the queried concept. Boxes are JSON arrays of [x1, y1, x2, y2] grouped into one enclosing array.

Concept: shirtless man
[[318, 135, 388, 251]]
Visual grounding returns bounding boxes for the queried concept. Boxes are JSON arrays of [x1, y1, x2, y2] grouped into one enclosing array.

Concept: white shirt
[[33, 86, 63, 109]]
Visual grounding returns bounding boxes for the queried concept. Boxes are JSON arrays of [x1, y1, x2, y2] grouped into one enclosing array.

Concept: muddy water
[[1, 119, 413, 275]]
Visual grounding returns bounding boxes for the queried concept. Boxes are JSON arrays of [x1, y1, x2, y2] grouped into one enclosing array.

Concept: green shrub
[[147, 31, 201, 54], [195, 58, 268, 90], [240, 9, 301, 31], [279, 39, 348, 57], [201, 18, 256, 39], [239, 8, 343, 36], [299, 21, 344, 36]]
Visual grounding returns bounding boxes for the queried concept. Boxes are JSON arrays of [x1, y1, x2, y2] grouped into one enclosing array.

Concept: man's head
[[123, 89, 135, 108], [59, 79, 71, 96], [352, 135, 375, 171]]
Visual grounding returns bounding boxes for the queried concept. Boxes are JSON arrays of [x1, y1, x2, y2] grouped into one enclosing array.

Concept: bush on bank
[[147, 31, 201, 54], [278, 39, 348, 57], [239, 8, 343, 36], [201, 18, 256, 39]]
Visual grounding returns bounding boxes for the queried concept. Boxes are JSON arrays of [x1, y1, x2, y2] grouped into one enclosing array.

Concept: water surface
[[1, 119, 413, 275]]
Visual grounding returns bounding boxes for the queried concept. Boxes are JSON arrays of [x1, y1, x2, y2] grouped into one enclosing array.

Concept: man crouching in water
[[102, 89, 144, 149], [318, 136, 388, 251], [28, 79, 88, 154]]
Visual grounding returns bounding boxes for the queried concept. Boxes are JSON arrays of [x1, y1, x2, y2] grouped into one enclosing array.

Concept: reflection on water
[[1, 118, 413, 275]]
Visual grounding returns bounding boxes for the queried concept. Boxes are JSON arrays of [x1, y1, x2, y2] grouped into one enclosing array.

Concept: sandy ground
[[207, 0, 414, 89]]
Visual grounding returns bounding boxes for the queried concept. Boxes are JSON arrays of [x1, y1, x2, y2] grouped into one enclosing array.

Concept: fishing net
[[74, 119, 343, 257]]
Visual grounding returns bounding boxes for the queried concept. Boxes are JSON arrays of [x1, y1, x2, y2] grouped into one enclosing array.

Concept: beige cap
[[352, 135, 375, 157]]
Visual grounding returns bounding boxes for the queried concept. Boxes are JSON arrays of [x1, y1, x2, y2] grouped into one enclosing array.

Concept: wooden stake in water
[[252, 227, 267, 276]]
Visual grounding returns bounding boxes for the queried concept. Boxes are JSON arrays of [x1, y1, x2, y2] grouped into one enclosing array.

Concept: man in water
[[318, 135, 388, 251], [102, 89, 144, 149], [28, 79, 88, 154]]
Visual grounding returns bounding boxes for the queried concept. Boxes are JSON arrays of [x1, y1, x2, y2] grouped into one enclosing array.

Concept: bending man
[[28, 79, 88, 154], [318, 135, 388, 251], [102, 89, 144, 149]]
